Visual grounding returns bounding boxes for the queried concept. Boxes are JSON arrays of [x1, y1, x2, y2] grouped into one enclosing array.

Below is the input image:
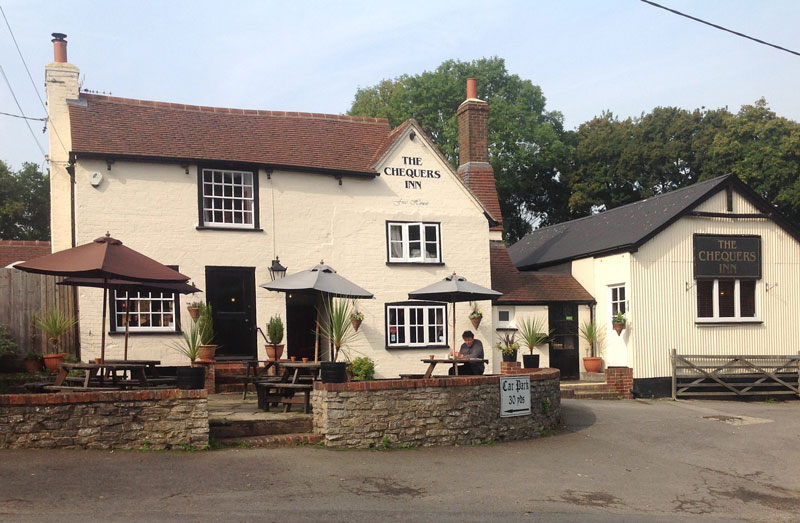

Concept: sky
[[1, 0, 799, 171]]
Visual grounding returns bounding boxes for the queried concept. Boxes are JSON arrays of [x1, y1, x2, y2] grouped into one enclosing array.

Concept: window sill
[[108, 330, 182, 336], [196, 226, 264, 232], [386, 262, 445, 266], [496, 326, 517, 331], [385, 344, 450, 350], [695, 320, 763, 326]]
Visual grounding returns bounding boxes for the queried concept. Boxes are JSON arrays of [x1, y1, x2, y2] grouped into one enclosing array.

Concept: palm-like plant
[[169, 320, 201, 362], [517, 317, 552, 355], [32, 309, 77, 352], [317, 297, 358, 362], [196, 303, 214, 346], [579, 320, 604, 358]]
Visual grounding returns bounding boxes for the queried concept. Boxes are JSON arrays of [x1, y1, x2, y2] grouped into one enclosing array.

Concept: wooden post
[[671, 348, 677, 400]]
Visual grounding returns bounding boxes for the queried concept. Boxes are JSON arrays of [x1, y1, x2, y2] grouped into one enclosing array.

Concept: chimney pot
[[51, 32, 67, 63], [466, 77, 477, 100]]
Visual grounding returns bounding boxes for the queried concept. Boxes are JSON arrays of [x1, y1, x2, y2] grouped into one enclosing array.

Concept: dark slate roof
[[509, 175, 734, 270], [491, 244, 594, 304]]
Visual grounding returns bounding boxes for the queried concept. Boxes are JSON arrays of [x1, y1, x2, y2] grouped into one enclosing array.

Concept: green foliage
[[349, 356, 375, 380], [516, 317, 552, 355], [349, 57, 575, 243], [541, 397, 552, 414], [25, 351, 43, 362], [32, 309, 77, 347], [0, 324, 18, 356], [538, 428, 555, 437], [579, 320, 605, 358], [469, 302, 482, 319], [267, 315, 284, 345], [612, 312, 626, 324], [495, 331, 519, 355], [317, 297, 359, 362], [169, 320, 201, 362], [196, 303, 214, 346], [0, 160, 50, 240]]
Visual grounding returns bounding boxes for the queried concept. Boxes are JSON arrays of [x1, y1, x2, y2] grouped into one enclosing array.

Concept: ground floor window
[[110, 266, 181, 332], [386, 302, 447, 348], [609, 284, 626, 317], [696, 279, 757, 322]]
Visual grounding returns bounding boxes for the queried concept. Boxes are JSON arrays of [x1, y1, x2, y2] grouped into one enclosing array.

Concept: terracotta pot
[[351, 318, 362, 332], [266, 344, 284, 361], [187, 307, 200, 321], [43, 353, 67, 372], [470, 316, 482, 329], [612, 321, 625, 336], [290, 356, 296, 361], [24, 357, 44, 374], [197, 344, 217, 362], [302, 357, 309, 363], [583, 356, 603, 373]]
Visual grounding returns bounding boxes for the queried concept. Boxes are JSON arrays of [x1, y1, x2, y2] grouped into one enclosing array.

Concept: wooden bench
[[256, 382, 313, 413]]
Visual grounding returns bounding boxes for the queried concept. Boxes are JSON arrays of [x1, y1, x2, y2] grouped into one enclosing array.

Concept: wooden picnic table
[[256, 360, 322, 413], [103, 359, 162, 377], [51, 362, 151, 390], [421, 357, 488, 378], [240, 359, 280, 399]]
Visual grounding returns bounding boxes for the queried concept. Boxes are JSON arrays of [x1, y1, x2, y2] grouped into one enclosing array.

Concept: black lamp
[[268, 257, 287, 281]]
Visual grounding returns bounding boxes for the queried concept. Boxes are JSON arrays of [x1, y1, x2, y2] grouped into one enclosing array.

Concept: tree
[[0, 160, 50, 240], [349, 57, 575, 243]]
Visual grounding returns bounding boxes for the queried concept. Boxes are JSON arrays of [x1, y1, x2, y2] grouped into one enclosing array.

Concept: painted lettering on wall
[[693, 235, 761, 279], [383, 156, 441, 190]]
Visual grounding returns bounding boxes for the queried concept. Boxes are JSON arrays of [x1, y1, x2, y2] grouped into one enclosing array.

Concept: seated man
[[448, 330, 485, 375]]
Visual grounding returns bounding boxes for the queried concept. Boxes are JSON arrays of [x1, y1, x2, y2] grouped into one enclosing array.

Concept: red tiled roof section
[[0, 240, 51, 267], [69, 94, 392, 175], [457, 164, 503, 231], [490, 244, 594, 304]]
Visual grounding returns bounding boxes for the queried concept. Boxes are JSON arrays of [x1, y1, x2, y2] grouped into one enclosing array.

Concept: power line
[[640, 0, 800, 57], [0, 110, 46, 121], [0, 5, 69, 157], [0, 64, 46, 158]]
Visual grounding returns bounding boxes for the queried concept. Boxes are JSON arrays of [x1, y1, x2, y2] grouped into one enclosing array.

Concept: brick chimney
[[456, 78, 503, 235], [51, 33, 68, 63]]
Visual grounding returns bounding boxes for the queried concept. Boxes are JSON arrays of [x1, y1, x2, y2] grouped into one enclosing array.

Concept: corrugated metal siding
[[631, 190, 800, 379]]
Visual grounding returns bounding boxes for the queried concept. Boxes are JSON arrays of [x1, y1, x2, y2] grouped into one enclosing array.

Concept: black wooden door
[[548, 303, 580, 380], [205, 266, 256, 358]]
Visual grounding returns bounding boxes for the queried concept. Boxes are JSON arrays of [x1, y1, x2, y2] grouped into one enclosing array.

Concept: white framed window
[[112, 290, 179, 332], [387, 222, 441, 263], [497, 308, 513, 328], [200, 168, 257, 228], [609, 284, 627, 317], [386, 302, 447, 348], [695, 279, 758, 323]]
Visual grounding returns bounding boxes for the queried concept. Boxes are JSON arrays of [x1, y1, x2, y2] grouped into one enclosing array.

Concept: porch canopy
[[408, 273, 502, 353], [260, 262, 373, 361], [15, 233, 191, 362]]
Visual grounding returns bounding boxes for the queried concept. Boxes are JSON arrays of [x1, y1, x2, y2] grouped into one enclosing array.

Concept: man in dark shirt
[[448, 330, 485, 375]]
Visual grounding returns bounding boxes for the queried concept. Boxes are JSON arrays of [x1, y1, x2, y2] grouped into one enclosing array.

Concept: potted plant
[[348, 356, 375, 381], [24, 352, 44, 374], [186, 301, 202, 321], [196, 302, 217, 362], [517, 317, 552, 369], [350, 309, 364, 332], [579, 319, 605, 373], [32, 309, 77, 371], [612, 312, 626, 336], [495, 332, 520, 363], [266, 314, 284, 361], [468, 302, 483, 329], [169, 320, 206, 389], [318, 297, 359, 383]]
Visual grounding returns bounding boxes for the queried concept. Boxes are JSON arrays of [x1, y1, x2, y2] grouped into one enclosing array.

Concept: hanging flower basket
[[612, 321, 625, 336], [351, 318, 362, 332], [187, 306, 200, 321], [350, 312, 364, 332], [470, 315, 482, 329]]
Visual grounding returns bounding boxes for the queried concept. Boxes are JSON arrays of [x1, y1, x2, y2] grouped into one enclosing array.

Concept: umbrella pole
[[452, 302, 458, 376], [314, 307, 320, 362], [101, 280, 107, 364], [124, 294, 130, 361]]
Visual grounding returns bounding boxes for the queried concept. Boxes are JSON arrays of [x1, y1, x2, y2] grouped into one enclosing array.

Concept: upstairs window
[[387, 222, 441, 263], [696, 279, 758, 322], [199, 168, 258, 229]]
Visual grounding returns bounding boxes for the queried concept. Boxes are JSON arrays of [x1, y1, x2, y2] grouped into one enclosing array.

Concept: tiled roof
[[490, 244, 594, 304], [0, 240, 51, 267], [69, 94, 392, 175], [458, 163, 503, 231], [509, 175, 734, 270]]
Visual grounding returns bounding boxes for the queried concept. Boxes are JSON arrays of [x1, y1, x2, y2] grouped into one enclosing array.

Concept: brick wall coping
[[314, 369, 559, 392], [0, 240, 51, 246], [0, 389, 206, 406]]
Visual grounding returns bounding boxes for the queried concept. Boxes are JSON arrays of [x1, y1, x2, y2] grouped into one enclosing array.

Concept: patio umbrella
[[15, 233, 191, 362], [260, 262, 373, 360], [408, 273, 502, 360], [58, 278, 201, 360]]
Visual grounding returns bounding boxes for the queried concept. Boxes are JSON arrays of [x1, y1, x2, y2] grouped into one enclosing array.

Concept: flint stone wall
[[312, 369, 560, 448], [0, 389, 208, 450]]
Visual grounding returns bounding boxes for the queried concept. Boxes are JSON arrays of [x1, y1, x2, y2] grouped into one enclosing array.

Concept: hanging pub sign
[[693, 234, 761, 279]]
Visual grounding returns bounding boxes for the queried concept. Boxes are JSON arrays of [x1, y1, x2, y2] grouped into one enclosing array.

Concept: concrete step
[[218, 433, 323, 448], [209, 417, 313, 439], [572, 391, 621, 400], [579, 371, 606, 382]]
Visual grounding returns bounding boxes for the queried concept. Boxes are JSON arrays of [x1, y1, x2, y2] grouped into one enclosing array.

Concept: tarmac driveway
[[1, 398, 798, 522]]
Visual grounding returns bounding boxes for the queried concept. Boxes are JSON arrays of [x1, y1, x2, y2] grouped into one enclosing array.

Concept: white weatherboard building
[[509, 175, 800, 396], [45, 34, 524, 376]]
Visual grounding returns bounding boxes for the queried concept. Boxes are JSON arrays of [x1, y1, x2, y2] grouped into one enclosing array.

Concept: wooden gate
[[0, 268, 79, 357], [671, 349, 800, 399]]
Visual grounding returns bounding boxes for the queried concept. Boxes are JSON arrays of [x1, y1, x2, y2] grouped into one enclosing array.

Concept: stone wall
[[312, 369, 560, 448], [0, 389, 208, 450]]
